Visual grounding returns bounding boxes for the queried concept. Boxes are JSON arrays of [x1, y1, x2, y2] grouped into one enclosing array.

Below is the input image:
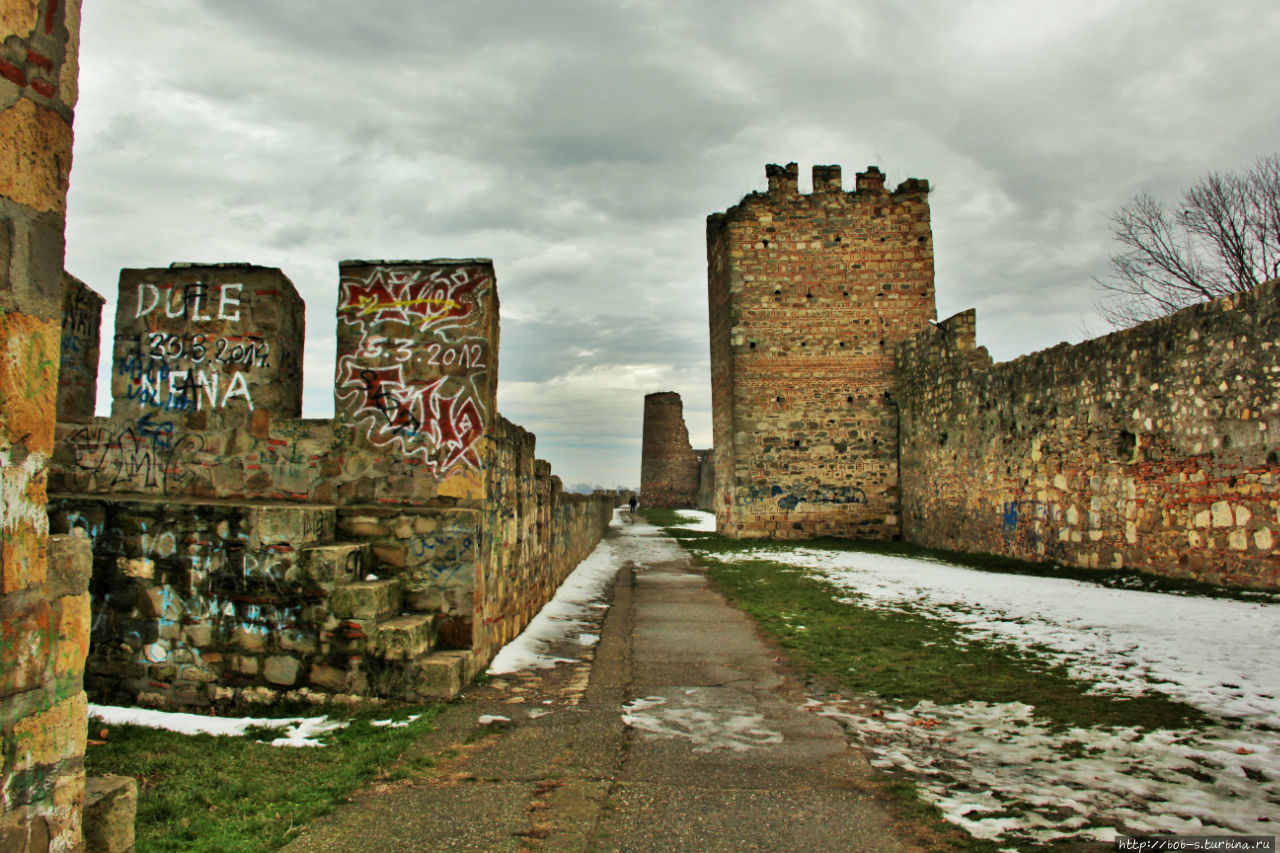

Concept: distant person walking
[[628, 495, 638, 516]]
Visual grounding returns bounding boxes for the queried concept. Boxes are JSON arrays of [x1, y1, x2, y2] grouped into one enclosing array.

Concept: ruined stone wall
[[896, 281, 1280, 589], [57, 272, 101, 422], [708, 163, 936, 539], [46, 260, 615, 708], [640, 391, 700, 508], [1, 1, 92, 849], [474, 417, 615, 666]]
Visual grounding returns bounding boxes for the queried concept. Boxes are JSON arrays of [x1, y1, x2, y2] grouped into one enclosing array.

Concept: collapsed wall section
[[640, 391, 700, 508], [896, 282, 1280, 588], [708, 163, 936, 539]]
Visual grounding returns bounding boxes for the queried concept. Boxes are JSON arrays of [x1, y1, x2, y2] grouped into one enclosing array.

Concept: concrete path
[[282, 515, 923, 853]]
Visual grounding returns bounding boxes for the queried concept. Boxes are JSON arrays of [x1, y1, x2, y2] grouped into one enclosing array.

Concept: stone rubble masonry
[[1, 1, 92, 850], [895, 280, 1280, 589], [46, 259, 617, 710], [640, 391, 701, 508], [708, 163, 936, 540]]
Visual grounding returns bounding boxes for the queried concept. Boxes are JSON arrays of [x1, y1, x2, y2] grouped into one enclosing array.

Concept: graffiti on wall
[[120, 281, 262, 412], [748, 484, 868, 511], [335, 266, 489, 473], [64, 413, 206, 494]]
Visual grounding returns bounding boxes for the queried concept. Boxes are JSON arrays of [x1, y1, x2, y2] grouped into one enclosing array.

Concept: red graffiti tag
[[339, 267, 485, 332], [337, 359, 484, 472]]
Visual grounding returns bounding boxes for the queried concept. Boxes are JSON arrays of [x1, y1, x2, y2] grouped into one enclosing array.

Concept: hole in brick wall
[[774, 288, 782, 295], [879, 237, 886, 243], [1222, 434, 1232, 449], [918, 236, 927, 243], [775, 396, 784, 403], [1116, 430, 1136, 460], [749, 342, 757, 349], [793, 440, 801, 448], [800, 341, 807, 347], [842, 291, 849, 297], [846, 395, 854, 403], [835, 236, 842, 243], [1268, 450, 1279, 464], [763, 239, 770, 248], [939, 431, 948, 446], [806, 292, 814, 299]]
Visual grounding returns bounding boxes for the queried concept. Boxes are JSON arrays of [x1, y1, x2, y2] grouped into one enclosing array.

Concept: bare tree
[[1096, 154, 1280, 327]]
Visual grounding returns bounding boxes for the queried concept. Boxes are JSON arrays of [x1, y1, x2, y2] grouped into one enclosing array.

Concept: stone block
[[84, 775, 137, 853], [46, 533, 91, 598], [11, 692, 88, 774], [410, 654, 463, 700], [263, 655, 301, 686], [293, 542, 367, 590], [375, 614, 435, 661], [248, 505, 335, 549], [330, 579, 401, 620]]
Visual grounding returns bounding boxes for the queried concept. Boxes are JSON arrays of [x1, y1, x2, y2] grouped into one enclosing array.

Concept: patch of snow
[[370, 714, 421, 729], [478, 715, 511, 725], [89, 704, 348, 748], [703, 543, 1280, 845], [488, 507, 671, 674], [670, 510, 717, 532], [621, 689, 783, 752]]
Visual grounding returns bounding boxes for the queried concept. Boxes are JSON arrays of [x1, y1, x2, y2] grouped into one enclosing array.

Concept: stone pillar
[[640, 391, 700, 508], [56, 272, 103, 422], [0, 1, 90, 850], [110, 263, 305, 429], [333, 259, 498, 503]]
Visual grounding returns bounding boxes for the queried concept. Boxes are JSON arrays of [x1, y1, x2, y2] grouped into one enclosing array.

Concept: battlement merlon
[[759, 162, 929, 202]]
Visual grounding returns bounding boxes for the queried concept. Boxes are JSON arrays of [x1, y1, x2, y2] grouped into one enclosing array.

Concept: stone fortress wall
[[47, 260, 617, 709], [710, 163, 1280, 588], [896, 285, 1280, 588], [708, 163, 935, 539]]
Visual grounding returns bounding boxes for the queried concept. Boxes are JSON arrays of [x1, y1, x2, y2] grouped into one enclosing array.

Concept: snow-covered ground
[[488, 507, 680, 673], [88, 704, 350, 747], [668, 510, 1280, 845]]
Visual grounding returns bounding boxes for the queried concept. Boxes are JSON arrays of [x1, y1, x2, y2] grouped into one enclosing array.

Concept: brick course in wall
[[895, 283, 1280, 588], [708, 163, 936, 539]]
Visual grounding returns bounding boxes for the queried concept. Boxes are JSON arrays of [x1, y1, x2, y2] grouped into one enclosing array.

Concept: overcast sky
[[65, 0, 1280, 489]]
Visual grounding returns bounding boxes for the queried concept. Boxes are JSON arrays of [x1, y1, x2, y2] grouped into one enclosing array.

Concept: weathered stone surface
[[262, 655, 301, 686], [330, 579, 401, 620], [708, 163, 935, 540], [410, 655, 463, 700], [640, 392, 703, 509], [45, 532, 91, 597], [375, 614, 435, 661], [83, 775, 138, 853], [896, 280, 1280, 589], [0, 98, 73, 214]]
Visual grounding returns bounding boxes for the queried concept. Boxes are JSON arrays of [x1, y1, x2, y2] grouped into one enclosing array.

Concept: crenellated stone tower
[[707, 163, 936, 539]]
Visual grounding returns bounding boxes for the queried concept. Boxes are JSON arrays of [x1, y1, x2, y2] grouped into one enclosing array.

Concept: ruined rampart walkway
[[283, 515, 918, 852]]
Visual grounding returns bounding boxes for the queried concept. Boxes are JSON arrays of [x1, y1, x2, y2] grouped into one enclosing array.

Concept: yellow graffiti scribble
[[352, 295, 461, 318]]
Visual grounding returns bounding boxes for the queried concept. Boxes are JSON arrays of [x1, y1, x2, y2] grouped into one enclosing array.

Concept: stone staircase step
[[294, 542, 370, 590], [329, 578, 401, 620], [375, 614, 436, 660]]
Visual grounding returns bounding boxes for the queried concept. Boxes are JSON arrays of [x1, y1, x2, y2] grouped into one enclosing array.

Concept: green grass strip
[[85, 703, 443, 853], [643, 511, 1207, 732]]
